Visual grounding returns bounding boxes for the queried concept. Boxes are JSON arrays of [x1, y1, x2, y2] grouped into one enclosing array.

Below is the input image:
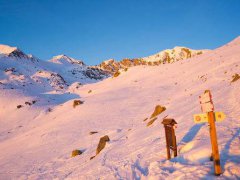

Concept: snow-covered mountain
[[0, 45, 109, 93], [49, 54, 85, 66], [98, 47, 208, 74], [0, 37, 239, 179], [0, 44, 39, 62]]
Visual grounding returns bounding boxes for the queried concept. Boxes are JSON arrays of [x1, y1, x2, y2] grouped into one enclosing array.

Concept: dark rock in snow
[[17, 105, 23, 109], [71, 149, 83, 157]]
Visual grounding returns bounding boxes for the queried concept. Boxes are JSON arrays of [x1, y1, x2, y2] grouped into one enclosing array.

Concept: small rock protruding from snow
[[71, 149, 83, 157], [73, 100, 84, 108], [90, 135, 110, 160]]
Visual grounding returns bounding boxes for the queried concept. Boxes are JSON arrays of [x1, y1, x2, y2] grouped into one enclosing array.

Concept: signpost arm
[[208, 111, 222, 175]]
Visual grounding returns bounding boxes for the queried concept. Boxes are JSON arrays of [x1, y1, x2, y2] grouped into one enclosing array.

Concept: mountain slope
[[0, 37, 239, 179]]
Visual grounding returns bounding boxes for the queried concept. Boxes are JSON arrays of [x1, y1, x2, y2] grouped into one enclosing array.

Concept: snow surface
[[0, 37, 240, 179]]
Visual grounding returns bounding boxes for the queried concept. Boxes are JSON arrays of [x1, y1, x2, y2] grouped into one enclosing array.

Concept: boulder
[[96, 135, 110, 155], [150, 105, 166, 119], [73, 100, 84, 108], [231, 73, 240, 83], [71, 149, 83, 157], [17, 105, 23, 109]]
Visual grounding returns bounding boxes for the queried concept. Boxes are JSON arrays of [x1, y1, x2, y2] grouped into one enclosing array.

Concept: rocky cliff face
[[142, 46, 207, 63], [97, 47, 208, 74]]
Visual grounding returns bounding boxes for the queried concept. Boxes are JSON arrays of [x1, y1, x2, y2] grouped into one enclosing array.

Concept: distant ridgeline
[[0, 44, 208, 80], [97, 47, 208, 75]]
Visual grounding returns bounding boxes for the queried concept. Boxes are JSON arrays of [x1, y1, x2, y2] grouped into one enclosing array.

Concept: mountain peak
[[0, 44, 29, 59], [50, 54, 85, 66], [102, 59, 117, 64], [142, 46, 208, 63], [173, 46, 186, 49], [0, 44, 18, 54], [53, 54, 69, 59]]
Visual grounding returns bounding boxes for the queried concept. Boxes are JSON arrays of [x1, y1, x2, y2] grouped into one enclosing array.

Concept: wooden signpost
[[162, 119, 178, 160], [194, 90, 226, 176]]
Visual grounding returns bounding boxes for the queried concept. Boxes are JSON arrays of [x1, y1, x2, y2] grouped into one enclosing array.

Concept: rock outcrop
[[97, 47, 208, 74]]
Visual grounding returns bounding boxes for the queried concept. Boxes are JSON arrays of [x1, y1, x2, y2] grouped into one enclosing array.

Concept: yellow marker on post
[[194, 113, 208, 123], [214, 112, 226, 122], [194, 112, 226, 124]]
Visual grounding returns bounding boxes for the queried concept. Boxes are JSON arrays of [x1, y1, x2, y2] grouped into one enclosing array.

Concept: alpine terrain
[[0, 37, 239, 179]]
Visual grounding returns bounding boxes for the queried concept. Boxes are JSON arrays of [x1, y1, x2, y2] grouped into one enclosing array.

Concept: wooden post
[[162, 119, 178, 160], [172, 128, 177, 157], [208, 111, 222, 176], [196, 90, 225, 176], [164, 125, 171, 160]]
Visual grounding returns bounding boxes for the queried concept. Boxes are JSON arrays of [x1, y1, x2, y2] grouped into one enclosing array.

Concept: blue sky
[[0, 0, 240, 65]]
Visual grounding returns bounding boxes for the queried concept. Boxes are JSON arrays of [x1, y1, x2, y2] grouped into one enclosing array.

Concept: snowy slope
[[0, 37, 240, 179]]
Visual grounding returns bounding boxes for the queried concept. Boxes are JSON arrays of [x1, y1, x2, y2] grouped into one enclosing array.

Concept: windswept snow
[[0, 37, 240, 179]]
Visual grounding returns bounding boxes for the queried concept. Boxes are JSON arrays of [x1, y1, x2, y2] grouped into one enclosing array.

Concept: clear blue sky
[[0, 0, 240, 65]]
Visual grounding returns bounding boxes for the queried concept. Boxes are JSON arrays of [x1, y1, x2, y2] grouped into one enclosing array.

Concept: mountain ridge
[[0, 43, 209, 74], [98, 46, 208, 74]]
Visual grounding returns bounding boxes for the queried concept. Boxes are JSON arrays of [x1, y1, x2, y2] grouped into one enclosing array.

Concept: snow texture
[[0, 37, 240, 179]]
